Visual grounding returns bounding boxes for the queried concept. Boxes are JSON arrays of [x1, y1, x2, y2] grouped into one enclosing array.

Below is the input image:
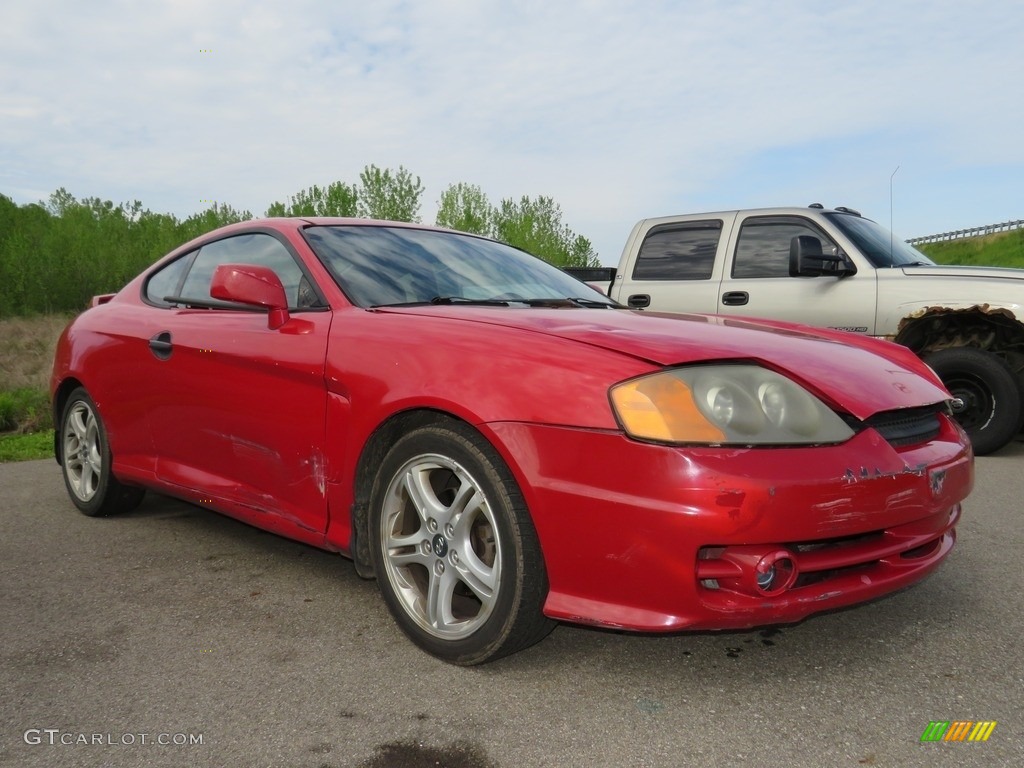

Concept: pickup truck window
[[733, 216, 838, 278], [632, 221, 722, 280]]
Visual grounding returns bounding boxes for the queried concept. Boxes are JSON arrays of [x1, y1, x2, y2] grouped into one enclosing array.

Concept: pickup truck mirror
[[789, 235, 855, 277]]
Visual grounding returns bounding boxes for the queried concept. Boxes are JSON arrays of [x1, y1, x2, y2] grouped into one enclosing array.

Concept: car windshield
[[824, 212, 935, 268], [303, 225, 615, 308]]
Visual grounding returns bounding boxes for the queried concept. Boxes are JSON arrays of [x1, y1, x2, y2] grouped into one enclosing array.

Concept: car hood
[[902, 264, 1024, 282], [381, 307, 950, 420]]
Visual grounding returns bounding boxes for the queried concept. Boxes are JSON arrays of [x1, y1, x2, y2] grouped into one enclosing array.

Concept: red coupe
[[51, 218, 973, 664]]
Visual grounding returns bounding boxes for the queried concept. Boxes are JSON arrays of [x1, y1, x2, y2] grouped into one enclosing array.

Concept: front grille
[[849, 405, 943, 447]]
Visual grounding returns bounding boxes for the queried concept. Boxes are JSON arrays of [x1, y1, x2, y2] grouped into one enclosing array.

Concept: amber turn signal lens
[[610, 374, 726, 443]]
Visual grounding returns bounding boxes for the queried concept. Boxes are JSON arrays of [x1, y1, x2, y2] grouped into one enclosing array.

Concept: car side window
[[732, 217, 839, 278], [176, 233, 319, 309], [631, 221, 723, 280], [145, 252, 193, 307]]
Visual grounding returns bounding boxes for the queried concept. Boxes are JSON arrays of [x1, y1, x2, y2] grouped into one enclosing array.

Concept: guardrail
[[908, 219, 1024, 245]]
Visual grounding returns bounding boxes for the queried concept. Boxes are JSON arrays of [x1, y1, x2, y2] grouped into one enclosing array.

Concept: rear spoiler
[[563, 267, 617, 295], [90, 294, 116, 307]]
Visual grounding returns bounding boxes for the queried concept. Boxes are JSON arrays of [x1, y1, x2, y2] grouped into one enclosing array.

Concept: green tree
[[435, 182, 493, 235], [492, 195, 598, 267], [177, 202, 253, 244], [357, 164, 424, 222], [265, 181, 358, 218]]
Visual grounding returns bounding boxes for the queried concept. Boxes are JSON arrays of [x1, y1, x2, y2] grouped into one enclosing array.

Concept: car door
[[715, 214, 878, 334], [143, 231, 332, 533]]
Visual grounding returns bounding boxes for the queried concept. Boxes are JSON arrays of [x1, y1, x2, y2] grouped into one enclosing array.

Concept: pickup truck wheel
[[925, 348, 1022, 455], [368, 421, 554, 665]]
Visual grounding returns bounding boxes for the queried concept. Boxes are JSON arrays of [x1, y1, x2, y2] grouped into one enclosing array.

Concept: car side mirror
[[210, 264, 290, 329], [789, 235, 855, 277]]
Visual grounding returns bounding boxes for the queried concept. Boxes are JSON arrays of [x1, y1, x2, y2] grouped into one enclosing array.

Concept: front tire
[[368, 420, 553, 665], [59, 388, 145, 516], [925, 347, 1022, 455]]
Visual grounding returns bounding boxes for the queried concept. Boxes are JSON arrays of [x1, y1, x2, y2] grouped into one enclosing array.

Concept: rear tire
[[925, 347, 1021, 455], [59, 388, 145, 516], [368, 419, 554, 665]]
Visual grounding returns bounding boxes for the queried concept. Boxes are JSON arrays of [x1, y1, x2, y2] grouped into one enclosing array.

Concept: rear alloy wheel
[[60, 388, 145, 516], [368, 421, 553, 665], [925, 347, 1022, 455]]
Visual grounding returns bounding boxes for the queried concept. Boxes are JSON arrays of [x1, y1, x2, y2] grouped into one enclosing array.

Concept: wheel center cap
[[431, 534, 448, 557]]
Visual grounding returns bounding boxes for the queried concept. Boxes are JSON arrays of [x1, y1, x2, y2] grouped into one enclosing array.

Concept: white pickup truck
[[569, 205, 1024, 454]]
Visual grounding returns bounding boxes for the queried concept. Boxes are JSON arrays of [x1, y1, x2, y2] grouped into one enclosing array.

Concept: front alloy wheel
[[369, 420, 553, 664]]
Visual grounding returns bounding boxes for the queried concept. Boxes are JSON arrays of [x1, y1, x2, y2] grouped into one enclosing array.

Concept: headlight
[[609, 365, 855, 445]]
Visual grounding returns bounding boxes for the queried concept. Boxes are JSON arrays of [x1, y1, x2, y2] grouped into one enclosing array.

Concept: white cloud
[[1, 0, 1022, 260]]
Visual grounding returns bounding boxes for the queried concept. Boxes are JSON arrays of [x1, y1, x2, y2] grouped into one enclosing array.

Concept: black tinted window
[[733, 217, 838, 278], [631, 222, 722, 280]]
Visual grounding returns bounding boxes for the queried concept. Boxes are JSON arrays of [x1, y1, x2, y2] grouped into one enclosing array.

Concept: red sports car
[[51, 218, 973, 664]]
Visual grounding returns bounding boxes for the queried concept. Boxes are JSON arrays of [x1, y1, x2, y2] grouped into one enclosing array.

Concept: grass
[[0, 387, 52, 432], [0, 314, 70, 462], [0, 430, 53, 462], [917, 228, 1024, 267]]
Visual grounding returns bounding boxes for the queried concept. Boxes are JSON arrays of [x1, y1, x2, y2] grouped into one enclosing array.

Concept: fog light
[[756, 564, 777, 590], [700, 546, 799, 596], [756, 552, 796, 595]]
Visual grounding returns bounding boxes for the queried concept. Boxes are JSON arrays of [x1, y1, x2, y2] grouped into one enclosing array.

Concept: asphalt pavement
[[1, 443, 1022, 768]]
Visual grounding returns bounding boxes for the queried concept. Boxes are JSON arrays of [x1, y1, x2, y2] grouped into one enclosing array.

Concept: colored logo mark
[[920, 721, 997, 742]]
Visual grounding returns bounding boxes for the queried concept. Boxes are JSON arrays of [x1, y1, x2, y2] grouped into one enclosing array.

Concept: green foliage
[[492, 195, 599, 268], [0, 429, 53, 462], [357, 164, 424, 222], [0, 387, 52, 432], [0, 189, 251, 316], [917, 229, 1024, 268], [435, 183, 493, 235], [433, 185, 596, 266], [265, 181, 359, 218], [1, 171, 600, 316]]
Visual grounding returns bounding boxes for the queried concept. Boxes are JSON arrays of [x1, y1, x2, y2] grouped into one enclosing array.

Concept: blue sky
[[2, 0, 1022, 263]]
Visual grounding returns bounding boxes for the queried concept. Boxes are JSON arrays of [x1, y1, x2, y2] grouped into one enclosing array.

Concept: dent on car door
[[144, 232, 332, 532], [718, 215, 877, 333]]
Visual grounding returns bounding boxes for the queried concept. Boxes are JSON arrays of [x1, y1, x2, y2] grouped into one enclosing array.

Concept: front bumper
[[485, 414, 972, 631]]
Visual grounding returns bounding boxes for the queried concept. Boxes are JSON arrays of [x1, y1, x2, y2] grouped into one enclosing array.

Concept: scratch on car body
[[843, 463, 927, 484], [307, 451, 326, 496]]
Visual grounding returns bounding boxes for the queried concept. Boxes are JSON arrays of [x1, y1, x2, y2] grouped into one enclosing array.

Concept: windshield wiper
[[370, 296, 619, 309], [564, 296, 619, 308], [513, 297, 619, 308], [431, 296, 511, 306], [370, 296, 511, 308]]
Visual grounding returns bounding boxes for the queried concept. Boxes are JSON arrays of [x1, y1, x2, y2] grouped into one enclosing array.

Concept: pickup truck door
[[614, 218, 729, 314], [714, 214, 878, 335]]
